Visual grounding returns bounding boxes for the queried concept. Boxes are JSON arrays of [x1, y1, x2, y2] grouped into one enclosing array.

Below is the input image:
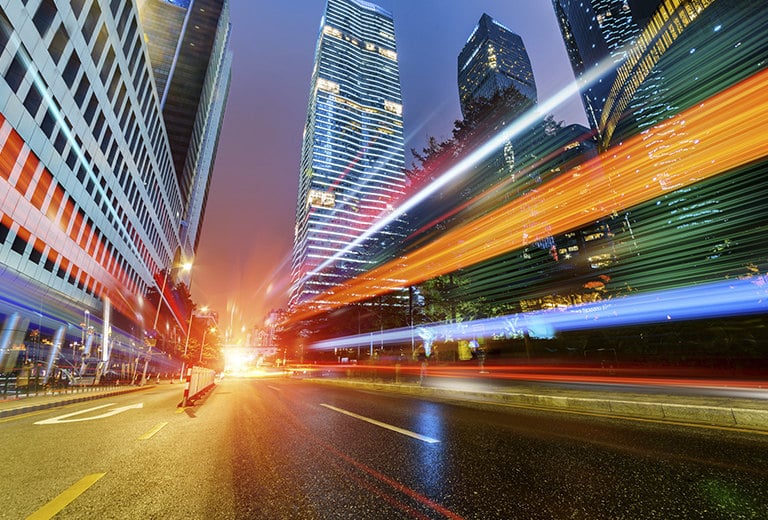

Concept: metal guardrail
[[0, 374, 121, 399]]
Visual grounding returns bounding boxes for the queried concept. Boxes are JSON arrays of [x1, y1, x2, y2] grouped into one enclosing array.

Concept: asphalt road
[[1, 378, 767, 519]]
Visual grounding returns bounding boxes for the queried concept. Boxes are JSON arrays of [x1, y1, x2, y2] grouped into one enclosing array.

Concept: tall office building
[[550, 0, 768, 300], [0, 1, 222, 373], [552, 0, 650, 139], [138, 0, 232, 258], [457, 13, 537, 120], [289, 0, 406, 308]]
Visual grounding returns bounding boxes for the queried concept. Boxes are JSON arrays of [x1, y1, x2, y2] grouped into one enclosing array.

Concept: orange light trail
[[292, 68, 768, 321]]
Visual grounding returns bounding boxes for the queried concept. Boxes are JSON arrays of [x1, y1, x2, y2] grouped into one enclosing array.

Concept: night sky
[[191, 0, 588, 334]]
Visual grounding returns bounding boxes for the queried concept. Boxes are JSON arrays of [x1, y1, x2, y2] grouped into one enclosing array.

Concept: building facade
[[138, 0, 232, 257], [289, 0, 406, 309], [0, 0, 225, 376]]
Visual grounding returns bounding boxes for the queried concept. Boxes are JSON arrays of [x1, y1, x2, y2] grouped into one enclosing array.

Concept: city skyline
[[192, 0, 587, 329]]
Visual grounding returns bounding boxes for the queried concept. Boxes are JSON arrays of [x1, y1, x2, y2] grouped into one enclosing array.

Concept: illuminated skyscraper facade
[[552, 0, 648, 137], [290, 0, 406, 308], [0, 0, 225, 372], [457, 13, 537, 119]]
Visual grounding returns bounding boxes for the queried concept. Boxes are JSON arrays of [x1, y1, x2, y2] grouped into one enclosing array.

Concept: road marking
[[34, 403, 143, 425], [26, 472, 105, 520], [138, 421, 168, 440], [320, 404, 440, 444], [267, 385, 282, 392]]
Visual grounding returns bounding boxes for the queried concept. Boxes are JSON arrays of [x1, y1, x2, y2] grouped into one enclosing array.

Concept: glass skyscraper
[[457, 13, 537, 119], [289, 0, 406, 309]]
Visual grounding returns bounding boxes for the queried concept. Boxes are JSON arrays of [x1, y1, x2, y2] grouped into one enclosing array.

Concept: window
[[11, 226, 29, 255], [100, 48, 115, 83], [0, 215, 10, 244], [82, 2, 102, 43], [30, 239, 44, 264], [110, 0, 123, 18], [70, 0, 86, 18], [5, 53, 26, 92], [49, 25, 69, 64], [84, 95, 97, 124], [62, 53, 81, 87], [74, 76, 90, 106], [0, 17, 9, 53], [33, 0, 57, 37], [53, 130, 67, 154], [92, 25, 108, 65], [23, 87, 43, 116], [93, 112, 105, 138]]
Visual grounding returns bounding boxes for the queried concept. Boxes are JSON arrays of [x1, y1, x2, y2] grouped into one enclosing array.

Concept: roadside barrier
[[180, 366, 216, 407]]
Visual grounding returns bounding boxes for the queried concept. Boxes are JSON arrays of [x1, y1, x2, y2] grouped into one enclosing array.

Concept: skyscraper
[[457, 13, 537, 120], [138, 0, 232, 258], [0, 0, 228, 374], [289, 0, 406, 309], [552, 0, 648, 138]]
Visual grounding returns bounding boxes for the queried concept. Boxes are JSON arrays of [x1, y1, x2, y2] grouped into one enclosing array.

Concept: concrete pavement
[[0, 384, 157, 419]]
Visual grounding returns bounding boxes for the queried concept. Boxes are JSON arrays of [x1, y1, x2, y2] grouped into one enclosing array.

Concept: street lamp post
[[181, 306, 208, 380], [152, 261, 192, 331], [199, 326, 216, 363]]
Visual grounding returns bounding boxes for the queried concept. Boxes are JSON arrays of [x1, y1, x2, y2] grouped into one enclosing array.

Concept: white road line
[[320, 404, 440, 444], [267, 385, 282, 392]]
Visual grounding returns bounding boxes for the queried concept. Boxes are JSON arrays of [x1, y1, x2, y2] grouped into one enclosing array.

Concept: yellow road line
[[26, 472, 105, 520], [138, 421, 168, 440]]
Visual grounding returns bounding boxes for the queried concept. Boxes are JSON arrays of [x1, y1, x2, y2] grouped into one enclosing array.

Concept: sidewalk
[[306, 376, 768, 433], [0, 384, 155, 419]]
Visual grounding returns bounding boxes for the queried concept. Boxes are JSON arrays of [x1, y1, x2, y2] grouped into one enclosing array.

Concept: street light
[[199, 326, 216, 363], [152, 261, 192, 330], [180, 306, 208, 380]]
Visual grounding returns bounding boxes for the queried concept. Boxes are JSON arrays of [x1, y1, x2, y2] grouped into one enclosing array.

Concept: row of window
[[0, 112, 143, 301], [4, 1, 182, 279]]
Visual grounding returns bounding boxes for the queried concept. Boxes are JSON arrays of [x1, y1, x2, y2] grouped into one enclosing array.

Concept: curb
[[304, 378, 768, 432]]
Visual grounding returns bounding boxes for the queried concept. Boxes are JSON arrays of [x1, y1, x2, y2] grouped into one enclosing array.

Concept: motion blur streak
[[310, 276, 768, 353], [298, 54, 619, 291], [293, 68, 768, 322]]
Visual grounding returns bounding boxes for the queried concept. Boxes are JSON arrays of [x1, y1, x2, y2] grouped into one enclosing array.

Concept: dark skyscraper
[[139, 0, 232, 256], [551, 0, 649, 138], [457, 13, 537, 120]]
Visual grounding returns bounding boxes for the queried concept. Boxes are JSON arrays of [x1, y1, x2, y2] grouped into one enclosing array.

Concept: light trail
[[296, 55, 620, 295], [292, 68, 768, 321], [309, 274, 768, 352]]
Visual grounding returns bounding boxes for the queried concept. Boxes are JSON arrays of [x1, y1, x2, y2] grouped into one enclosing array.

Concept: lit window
[[308, 189, 335, 208], [384, 100, 402, 116], [378, 48, 397, 61], [323, 25, 342, 38], [316, 77, 340, 94]]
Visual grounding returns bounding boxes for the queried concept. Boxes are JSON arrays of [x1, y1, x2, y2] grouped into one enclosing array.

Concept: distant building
[[552, 0, 655, 141], [289, 0, 407, 309], [458, 13, 537, 120]]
